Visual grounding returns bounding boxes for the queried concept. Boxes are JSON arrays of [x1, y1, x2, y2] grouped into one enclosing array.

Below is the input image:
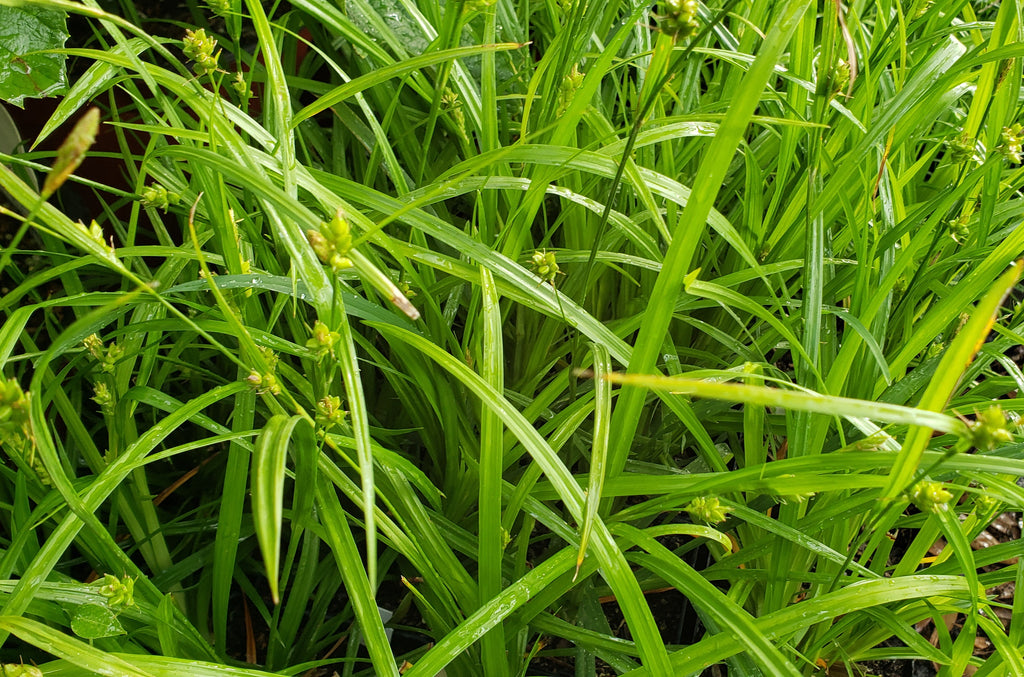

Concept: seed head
[[307, 209, 354, 271], [183, 28, 220, 75], [42, 107, 100, 199], [909, 480, 952, 513], [685, 495, 730, 524]]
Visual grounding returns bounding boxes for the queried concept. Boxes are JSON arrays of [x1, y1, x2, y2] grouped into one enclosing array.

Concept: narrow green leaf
[[252, 414, 310, 604], [292, 43, 523, 127], [576, 342, 610, 578]]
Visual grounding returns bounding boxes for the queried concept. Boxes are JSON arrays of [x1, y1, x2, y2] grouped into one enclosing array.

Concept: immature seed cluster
[[530, 250, 562, 285], [662, 0, 699, 40], [140, 183, 181, 212], [685, 495, 730, 523], [183, 28, 220, 75], [307, 210, 354, 271], [0, 378, 29, 441]]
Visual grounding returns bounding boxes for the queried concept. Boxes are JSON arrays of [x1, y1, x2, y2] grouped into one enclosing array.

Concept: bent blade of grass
[[621, 575, 972, 676], [369, 322, 673, 672], [576, 342, 611, 579], [292, 43, 524, 128], [602, 373, 967, 435], [252, 415, 312, 605], [883, 260, 1023, 500]]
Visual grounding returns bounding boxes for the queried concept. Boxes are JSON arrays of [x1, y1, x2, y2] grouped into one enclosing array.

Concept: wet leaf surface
[[0, 5, 68, 107]]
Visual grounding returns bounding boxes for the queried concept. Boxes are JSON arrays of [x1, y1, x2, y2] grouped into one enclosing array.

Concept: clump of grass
[[0, 0, 1022, 675]]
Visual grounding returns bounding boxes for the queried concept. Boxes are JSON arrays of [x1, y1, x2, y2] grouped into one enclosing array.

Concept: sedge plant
[[0, 0, 1022, 675]]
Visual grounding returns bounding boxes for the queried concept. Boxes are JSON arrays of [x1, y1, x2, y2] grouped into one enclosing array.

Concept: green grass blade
[[252, 414, 311, 604]]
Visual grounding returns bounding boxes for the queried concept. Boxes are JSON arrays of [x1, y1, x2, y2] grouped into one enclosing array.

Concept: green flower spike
[[685, 496, 730, 524], [307, 209, 354, 272], [306, 320, 340, 357], [909, 480, 953, 513], [140, 184, 180, 212], [440, 89, 467, 140], [246, 371, 281, 395], [818, 58, 850, 100], [83, 333, 104, 360], [948, 213, 971, 244], [315, 396, 347, 429], [83, 334, 123, 373], [92, 382, 114, 416], [530, 250, 562, 286], [0, 378, 30, 441], [42, 107, 100, 200], [662, 0, 699, 40], [962, 405, 1015, 451], [93, 573, 136, 608], [556, 64, 586, 116], [999, 123, 1023, 164], [183, 28, 220, 75], [205, 0, 231, 17]]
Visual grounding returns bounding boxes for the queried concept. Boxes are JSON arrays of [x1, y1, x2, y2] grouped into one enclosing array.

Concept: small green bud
[[93, 573, 136, 608], [999, 123, 1023, 164], [307, 209, 353, 271], [913, 1, 934, 20], [140, 184, 180, 212], [963, 405, 1015, 451], [0, 378, 30, 441], [909, 480, 953, 513], [92, 382, 114, 415], [947, 133, 975, 164], [948, 213, 971, 244], [685, 496, 730, 523], [973, 492, 999, 515], [662, 0, 699, 40], [464, 0, 496, 13], [231, 71, 248, 97], [183, 28, 220, 75], [530, 250, 562, 285], [204, 0, 231, 17], [84, 220, 107, 248], [315, 396, 347, 428], [556, 64, 586, 116], [245, 371, 281, 395], [306, 320, 340, 357]]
